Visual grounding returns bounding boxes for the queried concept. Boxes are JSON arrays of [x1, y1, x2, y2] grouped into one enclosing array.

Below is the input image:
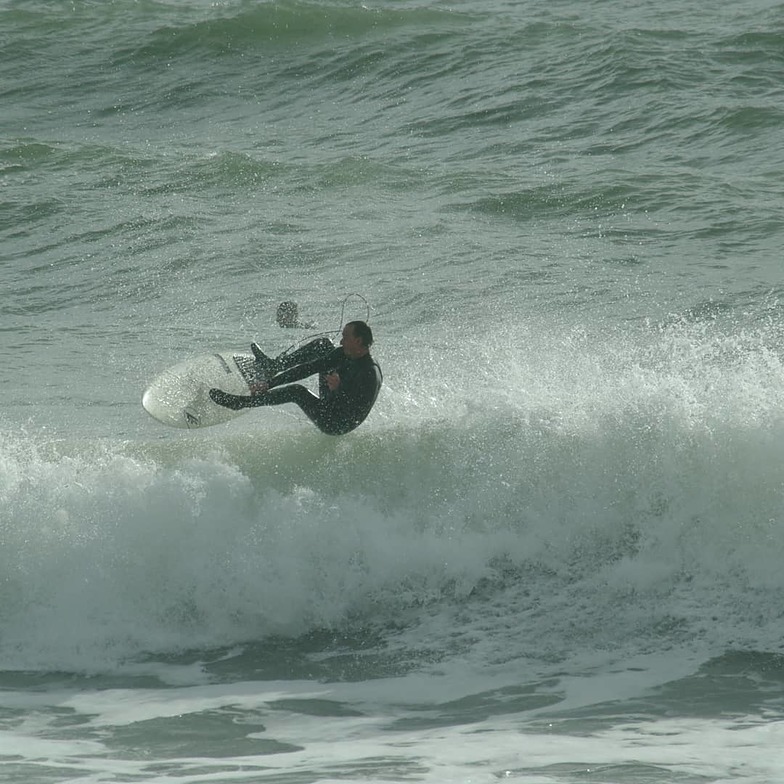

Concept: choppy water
[[3, 0, 784, 781]]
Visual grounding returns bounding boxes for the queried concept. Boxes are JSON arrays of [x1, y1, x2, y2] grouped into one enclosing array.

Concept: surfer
[[210, 321, 382, 436], [276, 300, 314, 329]]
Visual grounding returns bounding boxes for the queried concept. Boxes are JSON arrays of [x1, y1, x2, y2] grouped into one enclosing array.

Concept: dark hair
[[276, 301, 298, 327], [347, 320, 373, 347]]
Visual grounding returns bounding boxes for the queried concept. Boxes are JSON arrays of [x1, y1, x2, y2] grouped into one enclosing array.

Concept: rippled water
[[3, 0, 784, 781]]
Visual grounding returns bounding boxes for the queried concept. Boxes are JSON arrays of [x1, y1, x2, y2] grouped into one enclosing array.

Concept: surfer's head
[[341, 321, 373, 357], [348, 320, 373, 347], [276, 301, 299, 328]]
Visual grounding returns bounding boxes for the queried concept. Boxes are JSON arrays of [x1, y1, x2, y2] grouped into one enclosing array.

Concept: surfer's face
[[340, 324, 363, 357]]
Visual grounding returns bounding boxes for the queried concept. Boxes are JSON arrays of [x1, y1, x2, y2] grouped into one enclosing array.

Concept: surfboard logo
[[184, 410, 200, 427]]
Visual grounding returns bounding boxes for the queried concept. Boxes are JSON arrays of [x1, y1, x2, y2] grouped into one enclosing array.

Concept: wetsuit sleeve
[[341, 364, 380, 408], [266, 348, 342, 390]]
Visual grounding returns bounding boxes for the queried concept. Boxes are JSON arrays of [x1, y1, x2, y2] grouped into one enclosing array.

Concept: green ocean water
[[3, 1, 784, 782]]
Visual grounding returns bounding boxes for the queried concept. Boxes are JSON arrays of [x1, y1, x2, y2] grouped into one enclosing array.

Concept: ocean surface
[[3, 0, 784, 781]]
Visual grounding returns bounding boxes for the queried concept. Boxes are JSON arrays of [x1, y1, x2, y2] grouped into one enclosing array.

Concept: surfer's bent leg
[[252, 385, 321, 422], [274, 338, 334, 372], [252, 384, 342, 435]]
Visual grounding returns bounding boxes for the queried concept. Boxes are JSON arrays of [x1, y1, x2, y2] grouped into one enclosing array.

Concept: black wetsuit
[[212, 339, 382, 435]]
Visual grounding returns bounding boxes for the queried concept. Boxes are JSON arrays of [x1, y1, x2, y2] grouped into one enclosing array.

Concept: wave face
[[3, 318, 784, 673]]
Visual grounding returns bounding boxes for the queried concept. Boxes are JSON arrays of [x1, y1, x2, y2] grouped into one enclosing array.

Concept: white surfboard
[[142, 350, 268, 429]]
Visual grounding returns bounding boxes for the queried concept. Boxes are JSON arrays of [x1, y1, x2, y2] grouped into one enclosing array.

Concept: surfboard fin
[[250, 342, 276, 367]]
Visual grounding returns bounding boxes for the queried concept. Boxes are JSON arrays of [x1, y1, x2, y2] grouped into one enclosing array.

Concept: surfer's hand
[[325, 372, 340, 391], [249, 380, 269, 394]]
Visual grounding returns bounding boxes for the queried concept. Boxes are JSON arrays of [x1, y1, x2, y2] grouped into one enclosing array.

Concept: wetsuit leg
[[251, 384, 342, 434], [275, 338, 334, 372]]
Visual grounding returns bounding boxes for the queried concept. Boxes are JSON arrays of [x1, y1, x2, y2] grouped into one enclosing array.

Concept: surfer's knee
[[310, 337, 333, 351]]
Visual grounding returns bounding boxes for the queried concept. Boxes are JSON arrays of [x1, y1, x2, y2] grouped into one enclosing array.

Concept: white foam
[[2, 318, 784, 674]]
